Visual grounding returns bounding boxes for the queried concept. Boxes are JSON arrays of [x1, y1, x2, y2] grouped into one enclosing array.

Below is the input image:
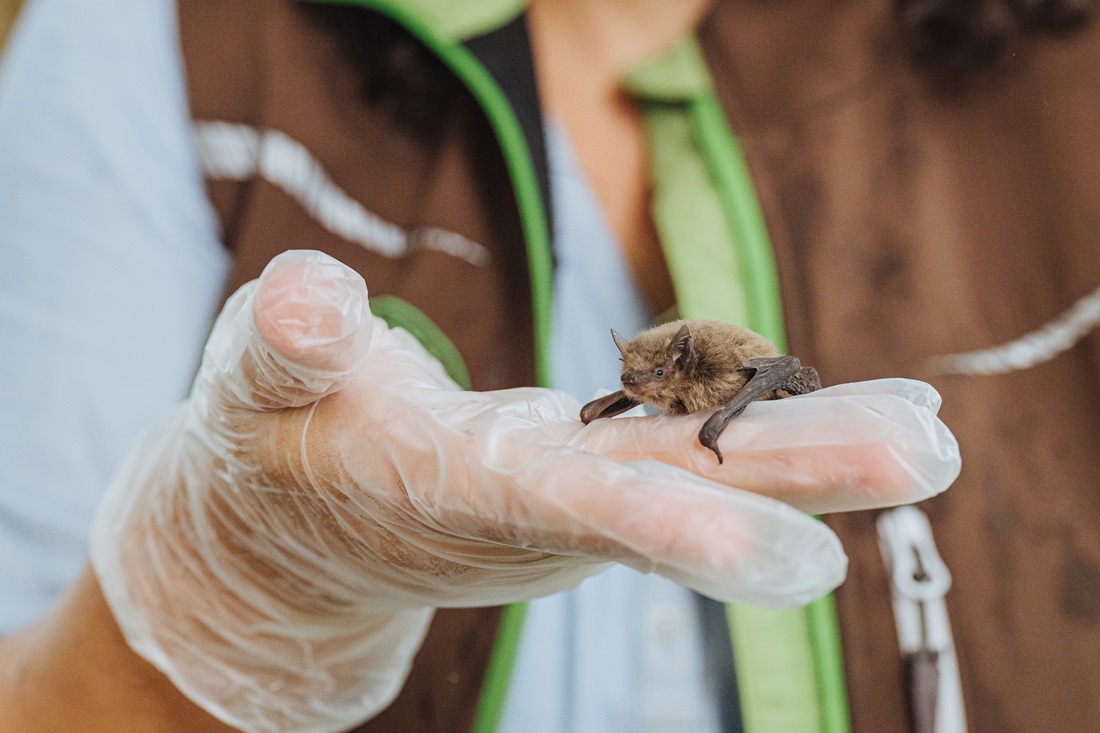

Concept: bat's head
[[613, 323, 692, 403]]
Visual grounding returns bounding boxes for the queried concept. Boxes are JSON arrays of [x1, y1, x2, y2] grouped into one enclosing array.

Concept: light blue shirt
[[497, 121, 721, 733], [0, 0, 229, 629], [0, 2, 721, 731]]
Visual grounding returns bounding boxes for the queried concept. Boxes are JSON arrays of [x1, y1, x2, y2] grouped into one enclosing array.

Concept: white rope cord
[[927, 283, 1100, 376], [193, 121, 490, 267]]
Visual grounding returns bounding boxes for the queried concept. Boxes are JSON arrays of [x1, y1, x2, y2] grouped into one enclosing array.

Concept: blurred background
[[1, 0, 22, 48]]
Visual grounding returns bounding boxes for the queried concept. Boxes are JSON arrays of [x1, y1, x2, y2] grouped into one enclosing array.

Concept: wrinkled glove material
[[90, 250, 961, 733]]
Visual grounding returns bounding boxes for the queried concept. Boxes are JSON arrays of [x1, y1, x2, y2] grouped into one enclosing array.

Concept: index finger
[[570, 383, 960, 514], [408, 415, 849, 608]]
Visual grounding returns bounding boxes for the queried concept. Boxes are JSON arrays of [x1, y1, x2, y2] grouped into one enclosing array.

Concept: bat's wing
[[580, 390, 641, 424], [698, 356, 804, 464]]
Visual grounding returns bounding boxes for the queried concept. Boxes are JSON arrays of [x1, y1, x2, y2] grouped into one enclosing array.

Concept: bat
[[579, 320, 821, 463]]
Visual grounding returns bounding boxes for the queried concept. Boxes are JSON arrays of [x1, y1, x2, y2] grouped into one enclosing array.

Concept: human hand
[[90, 250, 959, 733]]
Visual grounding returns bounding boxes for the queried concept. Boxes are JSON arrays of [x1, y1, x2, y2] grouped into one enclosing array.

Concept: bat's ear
[[667, 323, 692, 367], [611, 329, 630, 357]]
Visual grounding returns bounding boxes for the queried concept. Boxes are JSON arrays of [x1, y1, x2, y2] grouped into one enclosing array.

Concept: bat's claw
[[699, 408, 743, 464], [699, 432, 725, 464], [697, 355, 805, 463]]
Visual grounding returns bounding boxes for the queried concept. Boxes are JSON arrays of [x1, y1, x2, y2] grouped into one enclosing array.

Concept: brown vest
[[179, 1, 1100, 730], [699, 3, 1100, 731]]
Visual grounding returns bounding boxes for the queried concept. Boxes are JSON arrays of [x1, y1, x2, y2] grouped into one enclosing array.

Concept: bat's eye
[[655, 368, 664, 377]]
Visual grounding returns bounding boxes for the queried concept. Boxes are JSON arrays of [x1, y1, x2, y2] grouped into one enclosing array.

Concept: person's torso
[[179, 1, 1100, 731]]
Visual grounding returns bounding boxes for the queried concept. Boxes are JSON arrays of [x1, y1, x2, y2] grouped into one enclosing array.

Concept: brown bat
[[579, 320, 821, 463]]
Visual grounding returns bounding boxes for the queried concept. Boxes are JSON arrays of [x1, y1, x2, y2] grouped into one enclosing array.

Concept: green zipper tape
[[690, 89, 851, 733]]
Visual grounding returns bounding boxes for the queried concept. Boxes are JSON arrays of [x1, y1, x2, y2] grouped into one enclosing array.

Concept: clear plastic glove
[[90, 250, 960, 733]]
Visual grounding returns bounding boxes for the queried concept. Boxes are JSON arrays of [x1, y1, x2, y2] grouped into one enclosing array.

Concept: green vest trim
[[471, 602, 529, 732], [369, 295, 473, 389], [631, 37, 851, 733]]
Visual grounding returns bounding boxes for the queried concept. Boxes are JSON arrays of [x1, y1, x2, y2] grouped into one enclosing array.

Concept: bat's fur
[[615, 320, 782, 414], [584, 319, 821, 461]]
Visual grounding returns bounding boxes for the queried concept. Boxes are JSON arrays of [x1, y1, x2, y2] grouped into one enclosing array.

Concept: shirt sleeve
[[0, 0, 229, 633]]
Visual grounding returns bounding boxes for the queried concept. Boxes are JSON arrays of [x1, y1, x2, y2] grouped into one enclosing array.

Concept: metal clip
[[877, 506, 967, 733]]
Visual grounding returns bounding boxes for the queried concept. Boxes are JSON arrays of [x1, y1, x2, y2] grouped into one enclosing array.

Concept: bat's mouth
[[621, 376, 660, 399]]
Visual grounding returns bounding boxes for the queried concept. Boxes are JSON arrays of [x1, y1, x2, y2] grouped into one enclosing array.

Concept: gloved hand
[[90, 250, 960, 733]]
